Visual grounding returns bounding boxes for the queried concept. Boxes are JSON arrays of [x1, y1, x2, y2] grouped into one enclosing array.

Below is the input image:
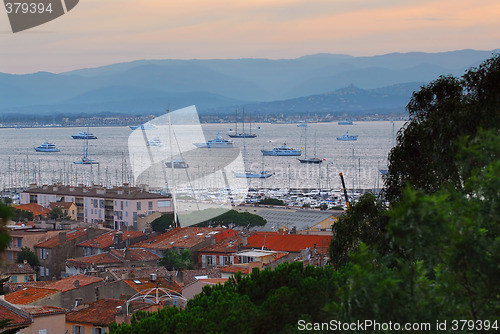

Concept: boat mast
[[242, 107, 245, 135], [167, 108, 178, 228], [234, 109, 238, 135]]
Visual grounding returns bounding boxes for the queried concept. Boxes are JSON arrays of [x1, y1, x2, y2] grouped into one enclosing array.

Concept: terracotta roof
[[35, 228, 89, 249], [0, 300, 32, 327], [44, 274, 103, 292], [5, 281, 55, 292], [14, 203, 50, 217], [66, 299, 127, 326], [66, 253, 122, 268], [133, 227, 224, 250], [78, 231, 145, 249], [123, 277, 182, 293], [245, 232, 332, 252], [5, 287, 59, 305], [19, 305, 66, 316], [220, 265, 250, 275], [198, 236, 242, 254], [110, 248, 160, 262], [48, 202, 75, 210], [197, 278, 229, 285], [2, 263, 36, 275]]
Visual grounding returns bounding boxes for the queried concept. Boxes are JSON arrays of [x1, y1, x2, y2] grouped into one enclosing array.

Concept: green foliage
[[194, 210, 266, 228], [329, 193, 389, 270], [16, 247, 40, 268], [110, 262, 342, 334], [150, 213, 175, 232], [385, 54, 500, 203], [158, 249, 193, 271], [48, 207, 66, 220], [258, 198, 286, 206], [0, 202, 12, 252], [12, 208, 34, 222]]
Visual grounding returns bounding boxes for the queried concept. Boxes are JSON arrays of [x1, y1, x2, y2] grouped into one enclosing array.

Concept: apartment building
[[19, 184, 173, 230]]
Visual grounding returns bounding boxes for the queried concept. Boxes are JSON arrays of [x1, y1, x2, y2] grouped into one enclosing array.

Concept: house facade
[[20, 184, 173, 230], [34, 228, 106, 280]]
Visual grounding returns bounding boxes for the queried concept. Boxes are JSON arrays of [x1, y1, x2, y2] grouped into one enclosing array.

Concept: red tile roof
[[198, 236, 242, 254], [245, 232, 332, 252], [0, 300, 31, 327], [220, 265, 250, 275], [44, 274, 103, 292], [78, 231, 146, 249], [5, 287, 59, 305], [14, 203, 50, 218], [48, 202, 75, 210], [66, 253, 122, 268], [2, 263, 36, 275], [19, 305, 66, 316], [110, 248, 160, 262], [35, 228, 89, 249], [66, 299, 128, 326], [133, 227, 225, 250], [123, 277, 182, 293]]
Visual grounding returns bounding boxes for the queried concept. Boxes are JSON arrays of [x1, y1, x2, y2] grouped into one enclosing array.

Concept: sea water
[[0, 121, 404, 192]]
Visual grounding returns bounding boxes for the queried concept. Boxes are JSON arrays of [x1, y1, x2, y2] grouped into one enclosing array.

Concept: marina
[[0, 121, 402, 202]]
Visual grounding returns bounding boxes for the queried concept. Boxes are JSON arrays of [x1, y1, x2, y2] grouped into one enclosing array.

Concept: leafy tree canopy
[[16, 247, 40, 268], [150, 213, 175, 233], [158, 249, 193, 271], [258, 198, 286, 206], [194, 210, 266, 228], [385, 54, 500, 202]]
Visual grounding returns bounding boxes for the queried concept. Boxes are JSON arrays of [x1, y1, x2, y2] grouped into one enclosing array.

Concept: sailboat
[[233, 133, 272, 178], [74, 137, 98, 164], [228, 108, 257, 138], [298, 126, 323, 164]]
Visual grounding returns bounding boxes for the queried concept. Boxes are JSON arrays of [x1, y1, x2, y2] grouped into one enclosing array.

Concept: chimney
[[114, 232, 123, 248], [124, 247, 131, 260], [59, 232, 67, 243]]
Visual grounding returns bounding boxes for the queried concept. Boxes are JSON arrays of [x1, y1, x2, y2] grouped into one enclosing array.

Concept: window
[[10, 275, 17, 283], [40, 248, 49, 260], [207, 256, 213, 265], [148, 201, 153, 210], [16, 238, 22, 247], [133, 212, 137, 221], [38, 329, 47, 334], [120, 201, 124, 210], [94, 328, 104, 334], [40, 266, 44, 277], [45, 267, 49, 277], [73, 325, 84, 334], [158, 200, 171, 208], [137, 202, 141, 210]]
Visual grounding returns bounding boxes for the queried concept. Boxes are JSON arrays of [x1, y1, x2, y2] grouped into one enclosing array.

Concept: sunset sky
[[1, 0, 499, 74]]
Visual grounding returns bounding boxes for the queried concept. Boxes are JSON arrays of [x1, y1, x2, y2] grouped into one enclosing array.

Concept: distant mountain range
[[0, 49, 498, 117]]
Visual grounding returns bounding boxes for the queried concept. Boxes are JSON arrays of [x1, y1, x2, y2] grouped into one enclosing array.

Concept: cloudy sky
[[1, 0, 499, 74]]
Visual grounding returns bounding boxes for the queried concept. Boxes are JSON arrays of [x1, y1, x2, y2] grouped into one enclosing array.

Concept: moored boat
[[34, 141, 60, 152], [261, 144, 301, 156]]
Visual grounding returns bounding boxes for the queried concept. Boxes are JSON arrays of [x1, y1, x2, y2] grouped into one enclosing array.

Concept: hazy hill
[[0, 49, 497, 117]]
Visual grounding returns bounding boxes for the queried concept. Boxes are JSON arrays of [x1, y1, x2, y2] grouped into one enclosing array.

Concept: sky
[[0, 0, 499, 74]]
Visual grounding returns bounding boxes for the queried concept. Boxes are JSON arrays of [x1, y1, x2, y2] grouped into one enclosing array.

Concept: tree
[[195, 210, 266, 228], [258, 198, 285, 206], [12, 209, 33, 222], [385, 54, 500, 203], [16, 247, 40, 269], [48, 207, 66, 220], [150, 213, 175, 233], [158, 249, 193, 271], [329, 193, 389, 270], [0, 201, 12, 252]]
